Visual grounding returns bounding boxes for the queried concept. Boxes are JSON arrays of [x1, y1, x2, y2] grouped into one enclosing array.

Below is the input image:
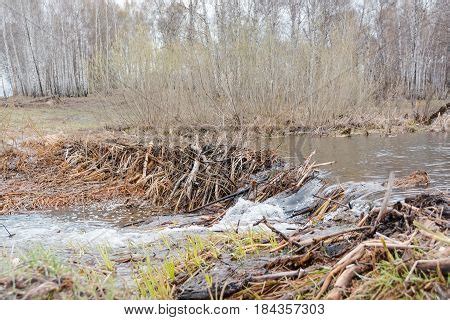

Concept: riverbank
[[1, 186, 448, 300], [0, 133, 449, 300], [1, 96, 448, 143]]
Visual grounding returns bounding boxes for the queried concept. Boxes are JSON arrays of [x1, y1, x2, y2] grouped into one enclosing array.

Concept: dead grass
[[0, 135, 320, 214], [0, 246, 132, 299], [0, 95, 124, 142], [1, 95, 447, 144]]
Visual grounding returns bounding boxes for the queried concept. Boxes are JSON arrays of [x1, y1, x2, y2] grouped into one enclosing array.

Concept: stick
[[250, 269, 306, 282], [0, 224, 15, 237], [325, 264, 367, 300], [357, 213, 370, 227], [292, 226, 371, 247], [186, 187, 250, 214], [405, 258, 450, 282], [315, 240, 420, 299], [294, 167, 313, 189], [402, 202, 435, 216], [374, 172, 395, 226], [287, 206, 313, 218], [313, 194, 352, 210], [255, 217, 290, 242], [269, 240, 290, 253], [310, 161, 335, 169]]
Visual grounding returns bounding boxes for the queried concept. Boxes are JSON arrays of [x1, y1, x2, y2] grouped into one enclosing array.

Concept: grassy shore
[[1, 208, 448, 300], [1, 96, 448, 144]]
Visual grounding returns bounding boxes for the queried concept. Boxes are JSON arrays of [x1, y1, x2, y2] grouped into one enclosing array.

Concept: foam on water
[[0, 213, 206, 249], [211, 198, 285, 231], [211, 179, 324, 233]]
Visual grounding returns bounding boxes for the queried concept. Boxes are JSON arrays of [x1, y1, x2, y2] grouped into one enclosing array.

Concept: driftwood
[[250, 269, 306, 282], [292, 226, 371, 247], [405, 258, 450, 282], [325, 264, 368, 300]]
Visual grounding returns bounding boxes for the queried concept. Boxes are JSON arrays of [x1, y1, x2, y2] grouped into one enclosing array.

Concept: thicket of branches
[[0, 0, 448, 126]]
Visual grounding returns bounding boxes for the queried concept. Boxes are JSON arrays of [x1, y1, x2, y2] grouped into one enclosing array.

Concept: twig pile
[[229, 192, 449, 300], [1, 137, 316, 213]]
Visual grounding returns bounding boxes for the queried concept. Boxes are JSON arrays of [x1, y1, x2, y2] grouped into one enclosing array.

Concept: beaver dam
[[0, 134, 448, 300]]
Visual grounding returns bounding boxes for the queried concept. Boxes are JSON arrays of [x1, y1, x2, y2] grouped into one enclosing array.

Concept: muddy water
[[1, 132, 448, 251], [268, 132, 449, 190]]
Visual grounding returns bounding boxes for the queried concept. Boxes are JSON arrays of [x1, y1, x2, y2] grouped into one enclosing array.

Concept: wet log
[[177, 280, 247, 300]]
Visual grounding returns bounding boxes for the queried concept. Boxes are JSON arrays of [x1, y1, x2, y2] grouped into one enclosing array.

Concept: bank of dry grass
[[1, 95, 448, 145]]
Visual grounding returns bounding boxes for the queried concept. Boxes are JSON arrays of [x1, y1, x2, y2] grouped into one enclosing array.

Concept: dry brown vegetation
[[225, 194, 449, 300], [0, 134, 321, 214], [0, 0, 448, 303]]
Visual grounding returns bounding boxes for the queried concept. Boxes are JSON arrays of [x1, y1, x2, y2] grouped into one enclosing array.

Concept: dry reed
[[0, 136, 316, 214]]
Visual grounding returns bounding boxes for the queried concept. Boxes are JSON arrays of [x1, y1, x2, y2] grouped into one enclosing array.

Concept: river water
[[1, 132, 448, 251], [268, 132, 449, 190]]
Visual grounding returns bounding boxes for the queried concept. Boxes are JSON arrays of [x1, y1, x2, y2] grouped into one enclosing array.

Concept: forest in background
[[0, 0, 448, 127]]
